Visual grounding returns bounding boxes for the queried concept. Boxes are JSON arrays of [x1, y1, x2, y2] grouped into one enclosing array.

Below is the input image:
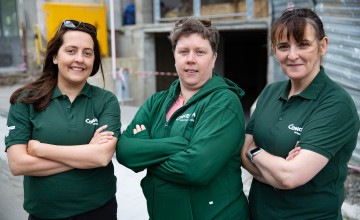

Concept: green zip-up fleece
[[117, 73, 249, 220]]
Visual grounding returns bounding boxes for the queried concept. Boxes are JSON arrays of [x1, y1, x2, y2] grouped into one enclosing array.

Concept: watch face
[[250, 147, 261, 154], [250, 147, 263, 162]]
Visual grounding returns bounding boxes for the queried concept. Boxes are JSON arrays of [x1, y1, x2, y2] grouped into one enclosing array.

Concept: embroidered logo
[[85, 118, 98, 125], [5, 125, 15, 137], [176, 112, 196, 122], [288, 124, 303, 135]]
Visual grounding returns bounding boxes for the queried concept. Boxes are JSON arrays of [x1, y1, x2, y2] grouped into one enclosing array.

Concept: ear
[[271, 43, 278, 60], [213, 52, 217, 60], [271, 43, 276, 54], [212, 52, 217, 68], [319, 36, 328, 56], [53, 56, 58, 64]]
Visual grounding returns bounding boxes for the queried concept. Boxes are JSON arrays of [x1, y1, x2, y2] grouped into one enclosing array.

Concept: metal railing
[[153, 0, 255, 22]]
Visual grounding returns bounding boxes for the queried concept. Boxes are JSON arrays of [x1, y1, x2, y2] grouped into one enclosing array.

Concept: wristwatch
[[248, 147, 263, 163]]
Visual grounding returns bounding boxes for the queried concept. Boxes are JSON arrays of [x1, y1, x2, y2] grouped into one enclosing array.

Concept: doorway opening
[[221, 30, 268, 120]]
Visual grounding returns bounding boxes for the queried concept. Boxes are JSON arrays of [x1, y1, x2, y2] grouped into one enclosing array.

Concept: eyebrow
[[176, 46, 209, 50], [276, 42, 288, 46], [64, 45, 94, 50], [276, 37, 316, 45], [302, 38, 316, 43]]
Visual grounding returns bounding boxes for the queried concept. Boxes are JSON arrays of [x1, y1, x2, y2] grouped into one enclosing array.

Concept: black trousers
[[28, 196, 117, 220]]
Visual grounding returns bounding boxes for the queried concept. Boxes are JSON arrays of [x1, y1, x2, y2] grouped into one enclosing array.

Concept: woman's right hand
[[90, 125, 114, 144]]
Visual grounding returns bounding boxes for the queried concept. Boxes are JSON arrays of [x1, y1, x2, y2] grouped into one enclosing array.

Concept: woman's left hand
[[286, 143, 301, 161], [133, 124, 146, 135]]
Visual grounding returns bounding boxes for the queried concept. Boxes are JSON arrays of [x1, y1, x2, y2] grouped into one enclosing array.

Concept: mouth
[[287, 64, 302, 67], [185, 69, 198, 74], [70, 67, 85, 71]]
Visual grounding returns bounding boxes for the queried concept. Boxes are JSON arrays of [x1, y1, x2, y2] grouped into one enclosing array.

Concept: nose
[[287, 46, 299, 60], [186, 51, 196, 63], [75, 52, 84, 63]]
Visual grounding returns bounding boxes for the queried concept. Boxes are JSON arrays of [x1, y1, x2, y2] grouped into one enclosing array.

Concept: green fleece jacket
[[116, 74, 249, 220]]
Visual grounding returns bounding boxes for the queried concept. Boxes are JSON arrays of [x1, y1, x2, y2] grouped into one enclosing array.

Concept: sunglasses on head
[[57, 20, 97, 36], [175, 18, 212, 27]]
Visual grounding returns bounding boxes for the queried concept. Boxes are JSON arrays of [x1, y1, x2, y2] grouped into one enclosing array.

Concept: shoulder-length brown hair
[[271, 8, 326, 47]]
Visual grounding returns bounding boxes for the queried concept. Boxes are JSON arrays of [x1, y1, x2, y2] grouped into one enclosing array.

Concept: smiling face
[[174, 33, 217, 92], [273, 24, 328, 84], [53, 30, 95, 88]]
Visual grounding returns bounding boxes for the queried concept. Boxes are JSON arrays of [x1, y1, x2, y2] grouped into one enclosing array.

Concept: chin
[[288, 74, 307, 81], [284, 68, 305, 76]]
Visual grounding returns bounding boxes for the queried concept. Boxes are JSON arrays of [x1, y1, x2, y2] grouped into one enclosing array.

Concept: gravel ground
[[343, 169, 360, 220], [345, 169, 360, 205]]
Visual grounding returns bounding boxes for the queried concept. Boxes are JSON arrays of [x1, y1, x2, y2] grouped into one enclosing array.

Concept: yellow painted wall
[[42, 2, 108, 56]]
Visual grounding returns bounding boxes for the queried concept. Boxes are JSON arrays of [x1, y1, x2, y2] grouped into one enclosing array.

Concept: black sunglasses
[[175, 18, 212, 27], [57, 20, 97, 36]]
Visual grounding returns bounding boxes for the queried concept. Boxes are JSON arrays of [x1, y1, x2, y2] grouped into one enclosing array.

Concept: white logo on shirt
[[176, 112, 196, 122], [5, 125, 15, 137], [288, 124, 302, 135], [85, 118, 98, 125]]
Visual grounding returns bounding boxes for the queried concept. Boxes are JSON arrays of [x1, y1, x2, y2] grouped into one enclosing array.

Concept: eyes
[[65, 47, 94, 57], [276, 41, 313, 51], [177, 49, 207, 56]]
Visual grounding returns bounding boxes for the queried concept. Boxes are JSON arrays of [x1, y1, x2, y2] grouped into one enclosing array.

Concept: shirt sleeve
[[5, 101, 32, 149], [299, 96, 359, 159], [148, 92, 245, 186], [97, 92, 121, 138], [116, 95, 189, 172]]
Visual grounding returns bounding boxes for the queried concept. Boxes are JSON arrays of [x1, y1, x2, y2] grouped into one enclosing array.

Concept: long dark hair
[[10, 24, 104, 112]]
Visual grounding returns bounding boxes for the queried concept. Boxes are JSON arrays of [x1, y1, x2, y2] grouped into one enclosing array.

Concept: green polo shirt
[[5, 83, 121, 219], [246, 67, 359, 220]]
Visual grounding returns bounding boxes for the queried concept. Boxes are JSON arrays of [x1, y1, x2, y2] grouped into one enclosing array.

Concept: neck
[[289, 67, 320, 98], [58, 82, 85, 102], [180, 88, 198, 103]]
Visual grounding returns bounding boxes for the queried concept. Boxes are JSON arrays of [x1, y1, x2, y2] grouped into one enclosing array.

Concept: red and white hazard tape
[[348, 164, 360, 172], [135, 71, 178, 77]]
